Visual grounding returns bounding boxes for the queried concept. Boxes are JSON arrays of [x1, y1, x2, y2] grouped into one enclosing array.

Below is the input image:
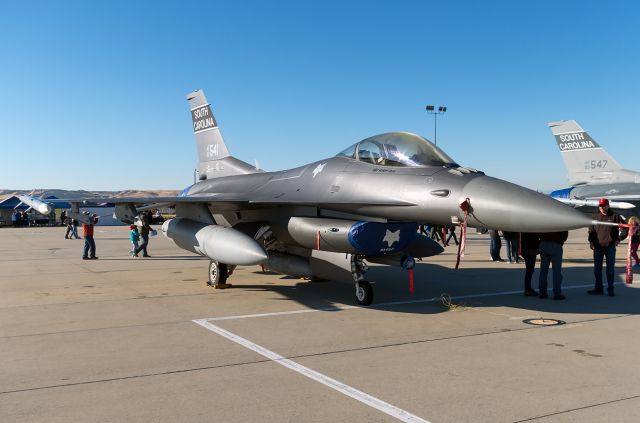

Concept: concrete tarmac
[[1, 226, 639, 422]]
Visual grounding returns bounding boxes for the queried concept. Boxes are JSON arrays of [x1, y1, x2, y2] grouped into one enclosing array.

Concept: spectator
[[64, 215, 73, 239], [489, 229, 504, 262], [503, 231, 520, 263], [538, 231, 569, 300], [12, 210, 21, 227], [588, 198, 627, 296], [629, 216, 639, 269], [81, 212, 99, 260], [521, 232, 540, 296], [135, 211, 152, 258], [70, 217, 81, 239], [129, 224, 140, 257], [445, 224, 459, 246]]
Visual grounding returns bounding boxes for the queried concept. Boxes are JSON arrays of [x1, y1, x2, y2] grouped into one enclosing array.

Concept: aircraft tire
[[208, 260, 229, 286], [355, 280, 373, 306]]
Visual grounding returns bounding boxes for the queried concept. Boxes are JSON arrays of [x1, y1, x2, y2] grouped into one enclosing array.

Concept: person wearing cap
[[81, 212, 99, 260], [587, 198, 627, 296]]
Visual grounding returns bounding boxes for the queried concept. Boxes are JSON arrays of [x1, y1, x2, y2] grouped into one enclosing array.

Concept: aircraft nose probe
[[460, 175, 594, 232]]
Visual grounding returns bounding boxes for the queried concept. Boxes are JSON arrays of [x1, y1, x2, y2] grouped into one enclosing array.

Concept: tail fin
[[548, 120, 622, 185], [187, 90, 259, 180]]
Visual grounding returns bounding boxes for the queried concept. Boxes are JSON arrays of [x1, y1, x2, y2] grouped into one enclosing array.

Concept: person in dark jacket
[[588, 198, 628, 296], [445, 224, 459, 246], [135, 211, 153, 258], [520, 232, 540, 296], [488, 229, 503, 262], [538, 231, 569, 300]]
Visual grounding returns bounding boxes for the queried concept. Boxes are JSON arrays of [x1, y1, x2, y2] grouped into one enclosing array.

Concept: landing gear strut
[[207, 260, 232, 289], [351, 255, 373, 305]]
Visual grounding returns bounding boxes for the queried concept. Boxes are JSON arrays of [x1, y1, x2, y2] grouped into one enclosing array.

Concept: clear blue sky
[[1, 1, 638, 192]]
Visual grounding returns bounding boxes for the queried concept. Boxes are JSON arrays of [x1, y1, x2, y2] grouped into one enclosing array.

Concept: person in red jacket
[[81, 212, 99, 260]]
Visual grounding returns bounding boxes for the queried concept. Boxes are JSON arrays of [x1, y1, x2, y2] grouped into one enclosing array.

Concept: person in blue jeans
[[538, 231, 569, 300], [502, 231, 520, 263], [588, 198, 627, 296], [489, 229, 503, 262]]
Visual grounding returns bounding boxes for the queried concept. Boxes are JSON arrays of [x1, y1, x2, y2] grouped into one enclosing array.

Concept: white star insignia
[[312, 163, 326, 178], [383, 229, 400, 247]]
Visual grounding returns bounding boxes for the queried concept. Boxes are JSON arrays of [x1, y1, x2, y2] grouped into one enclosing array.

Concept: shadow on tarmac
[[227, 261, 640, 317]]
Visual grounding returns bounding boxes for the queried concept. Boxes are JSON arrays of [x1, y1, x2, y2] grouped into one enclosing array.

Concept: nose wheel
[[351, 255, 373, 305], [355, 280, 373, 305]]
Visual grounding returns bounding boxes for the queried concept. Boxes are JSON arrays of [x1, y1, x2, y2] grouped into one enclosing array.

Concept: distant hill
[[0, 189, 181, 201]]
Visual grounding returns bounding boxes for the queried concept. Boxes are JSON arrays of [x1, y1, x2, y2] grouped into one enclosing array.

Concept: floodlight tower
[[425, 105, 447, 145]]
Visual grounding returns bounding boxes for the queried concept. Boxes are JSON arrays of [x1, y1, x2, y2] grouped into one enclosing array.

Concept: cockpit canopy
[[336, 132, 458, 167]]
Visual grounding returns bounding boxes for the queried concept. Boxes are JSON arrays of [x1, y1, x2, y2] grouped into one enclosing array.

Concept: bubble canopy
[[336, 132, 458, 167]]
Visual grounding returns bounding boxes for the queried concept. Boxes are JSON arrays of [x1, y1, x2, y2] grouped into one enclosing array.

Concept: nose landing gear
[[351, 255, 373, 305]]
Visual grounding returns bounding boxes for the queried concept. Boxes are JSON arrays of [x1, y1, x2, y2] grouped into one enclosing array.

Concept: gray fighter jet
[[549, 120, 639, 214], [23, 90, 594, 305]]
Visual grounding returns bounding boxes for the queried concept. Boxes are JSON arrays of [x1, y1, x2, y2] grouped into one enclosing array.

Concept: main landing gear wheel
[[355, 280, 373, 306], [207, 260, 231, 289]]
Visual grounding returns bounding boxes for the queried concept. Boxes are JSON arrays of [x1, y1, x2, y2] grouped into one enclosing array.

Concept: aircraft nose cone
[[462, 176, 593, 232]]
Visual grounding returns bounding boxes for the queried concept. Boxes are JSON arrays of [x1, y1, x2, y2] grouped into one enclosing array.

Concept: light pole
[[425, 105, 447, 145]]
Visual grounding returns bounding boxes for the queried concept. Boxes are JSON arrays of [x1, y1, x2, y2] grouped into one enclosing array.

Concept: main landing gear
[[351, 255, 373, 306], [207, 260, 235, 289]]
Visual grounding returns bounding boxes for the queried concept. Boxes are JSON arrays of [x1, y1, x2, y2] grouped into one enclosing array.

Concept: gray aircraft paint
[[549, 120, 622, 185], [21, 91, 600, 305], [548, 119, 640, 214], [187, 90, 257, 180]]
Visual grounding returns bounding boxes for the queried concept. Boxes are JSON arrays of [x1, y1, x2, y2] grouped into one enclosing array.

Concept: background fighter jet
[[549, 120, 640, 215], [21, 90, 593, 305]]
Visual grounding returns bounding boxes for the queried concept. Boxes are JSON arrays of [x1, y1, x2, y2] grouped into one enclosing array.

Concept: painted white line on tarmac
[[193, 318, 431, 423], [207, 305, 357, 321], [202, 282, 599, 322]]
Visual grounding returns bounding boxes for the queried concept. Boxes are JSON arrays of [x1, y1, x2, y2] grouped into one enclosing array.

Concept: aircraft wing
[[20, 194, 415, 210]]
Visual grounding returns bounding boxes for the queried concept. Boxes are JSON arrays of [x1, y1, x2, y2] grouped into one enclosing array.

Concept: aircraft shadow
[[229, 261, 640, 317]]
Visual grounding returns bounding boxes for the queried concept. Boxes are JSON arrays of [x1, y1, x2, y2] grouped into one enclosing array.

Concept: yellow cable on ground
[[440, 293, 467, 311]]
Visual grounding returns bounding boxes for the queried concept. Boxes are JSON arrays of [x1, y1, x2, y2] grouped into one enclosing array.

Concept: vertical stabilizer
[[187, 90, 257, 180], [548, 120, 622, 185]]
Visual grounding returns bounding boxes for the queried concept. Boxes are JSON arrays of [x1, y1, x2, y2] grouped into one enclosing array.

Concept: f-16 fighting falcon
[[548, 120, 640, 215], [21, 90, 594, 305]]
